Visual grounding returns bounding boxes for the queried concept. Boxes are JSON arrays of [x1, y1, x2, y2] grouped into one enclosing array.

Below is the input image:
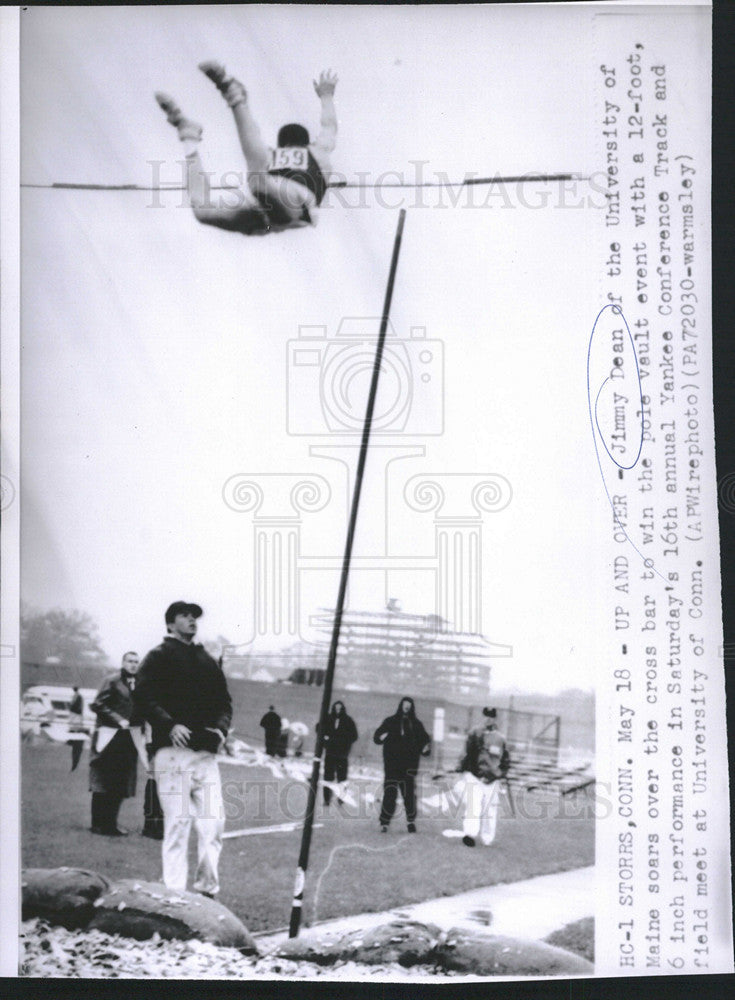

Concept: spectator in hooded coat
[[373, 696, 431, 833], [320, 701, 358, 806]]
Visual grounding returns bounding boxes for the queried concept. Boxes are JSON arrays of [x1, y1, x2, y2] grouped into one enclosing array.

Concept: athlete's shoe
[[154, 93, 202, 141], [198, 61, 247, 107], [198, 61, 229, 89], [155, 92, 183, 125], [462, 835, 476, 847]]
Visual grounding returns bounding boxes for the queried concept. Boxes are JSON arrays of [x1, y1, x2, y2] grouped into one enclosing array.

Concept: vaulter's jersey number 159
[[270, 147, 308, 171]]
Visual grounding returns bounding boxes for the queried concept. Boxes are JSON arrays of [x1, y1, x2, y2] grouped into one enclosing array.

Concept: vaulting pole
[[288, 208, 407, 938]]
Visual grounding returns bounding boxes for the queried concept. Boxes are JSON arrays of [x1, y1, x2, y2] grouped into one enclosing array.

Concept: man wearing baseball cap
[[457, 707, 510, 848], [133, 601, 232, 898]]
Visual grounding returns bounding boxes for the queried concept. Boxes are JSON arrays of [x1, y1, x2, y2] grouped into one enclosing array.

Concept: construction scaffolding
[[306, 606, 494, 701]]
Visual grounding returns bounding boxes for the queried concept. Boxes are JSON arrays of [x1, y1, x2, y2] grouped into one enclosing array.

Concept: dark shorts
[[253, 191, 313, 228]]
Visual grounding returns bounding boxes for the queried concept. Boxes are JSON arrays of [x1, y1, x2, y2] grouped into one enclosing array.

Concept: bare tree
[[20, 602, 108, 667]]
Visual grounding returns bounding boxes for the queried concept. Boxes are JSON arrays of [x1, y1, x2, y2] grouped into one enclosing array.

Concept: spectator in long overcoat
[[88, 652, 140, 836], [260, 705, 282, 756]]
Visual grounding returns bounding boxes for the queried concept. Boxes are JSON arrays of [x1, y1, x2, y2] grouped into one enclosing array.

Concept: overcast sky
[[19, 5, 607, 692]]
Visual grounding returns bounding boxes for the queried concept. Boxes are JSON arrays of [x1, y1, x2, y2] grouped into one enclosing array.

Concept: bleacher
[[505, 748, 596, 798], [489, 706, 596, 801]]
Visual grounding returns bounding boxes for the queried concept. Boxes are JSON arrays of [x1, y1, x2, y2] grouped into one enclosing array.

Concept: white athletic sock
[[182, 137, 200, 157]]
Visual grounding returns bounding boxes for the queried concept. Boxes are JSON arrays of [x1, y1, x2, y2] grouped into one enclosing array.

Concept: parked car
[[20, 685, 98, 732]]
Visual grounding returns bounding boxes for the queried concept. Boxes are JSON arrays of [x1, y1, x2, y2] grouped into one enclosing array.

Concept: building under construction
[[293, 605, 501, 703]]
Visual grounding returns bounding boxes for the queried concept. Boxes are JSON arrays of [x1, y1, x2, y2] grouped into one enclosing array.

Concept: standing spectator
[[320, 701, 358, 807], [373, 696, 431, 834], [259, 705, 282, 757], [133, 601, 232, 898], [69, 686, 84, 720], [89, 653, 141, 835], [458, 707, 510, 847], [68, 686, 86, 772]]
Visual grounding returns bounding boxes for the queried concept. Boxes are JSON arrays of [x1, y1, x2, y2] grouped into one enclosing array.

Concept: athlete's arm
[[312, 70, 338, 153]]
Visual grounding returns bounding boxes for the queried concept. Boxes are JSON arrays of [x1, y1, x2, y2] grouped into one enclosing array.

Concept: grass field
[[22, 743, 594, 934], [545, 917, 595, 963]]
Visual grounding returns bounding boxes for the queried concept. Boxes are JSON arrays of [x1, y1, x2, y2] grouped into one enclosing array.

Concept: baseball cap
[[165, 601, 203, 624]]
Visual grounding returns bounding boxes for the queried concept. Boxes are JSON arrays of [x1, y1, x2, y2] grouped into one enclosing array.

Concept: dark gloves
[[187, 728, 223, 754]]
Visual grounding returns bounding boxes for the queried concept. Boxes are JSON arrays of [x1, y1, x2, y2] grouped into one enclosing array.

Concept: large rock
[[435, 928, 593, 976], [276, 919, 442, 967], [344, 920, 443, 967], [87, 879, 258, 954], [22, 867, 110, 930], [273, 929, 350, 966]]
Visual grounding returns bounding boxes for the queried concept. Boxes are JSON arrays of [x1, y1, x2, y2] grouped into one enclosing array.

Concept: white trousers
[[154, 747, 224, 895], [462, 772, 500, 845]]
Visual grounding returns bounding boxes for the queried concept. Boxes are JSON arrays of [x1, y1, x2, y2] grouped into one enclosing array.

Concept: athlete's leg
[[198, 63, 269, 171], [198, 63, 315, 225], [379, 779, 399, 827], [402, 772, 417, 824], [155, 92, 269, 235], [252, 175, 316, 225], [190, 753, 224, 897], [183, 148, 214, 214], [323, 755, 336, 805], [183, 151, 270, 233], [462, 772, 483, 843], [479, 780, 500, 846], [155, 747, 193, 891]]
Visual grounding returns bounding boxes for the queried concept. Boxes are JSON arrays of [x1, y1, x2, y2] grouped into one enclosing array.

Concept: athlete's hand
[[314, 70, 338, 98], [169, 724, 191, 748]]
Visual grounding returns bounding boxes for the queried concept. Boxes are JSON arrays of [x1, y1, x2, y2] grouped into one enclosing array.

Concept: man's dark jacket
[[133, 637, 232, 752], [321, 704, 358, 759], [89, 671, 138, 797], [260, 710, 282, 735], [373, 697, 431, 775], [459, 724, 511, 783]]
